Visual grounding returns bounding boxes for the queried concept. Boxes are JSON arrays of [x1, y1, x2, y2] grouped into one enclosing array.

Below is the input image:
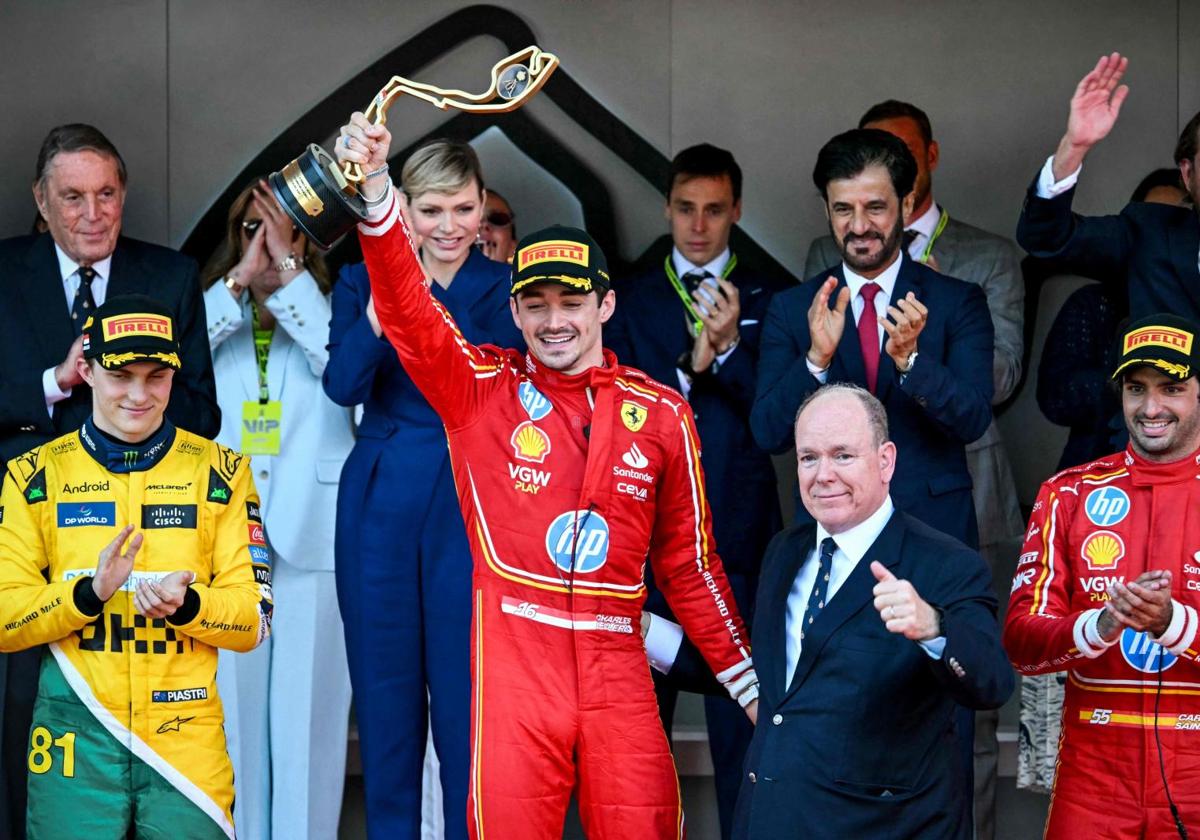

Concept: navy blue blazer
[[0, 232, 219, 464], [715, 512, 1012, 840], [1015, 173, 1200, 320], [750, 255, 993, 547], [606, 260, 788, 579], [324, 248, 519, 435]]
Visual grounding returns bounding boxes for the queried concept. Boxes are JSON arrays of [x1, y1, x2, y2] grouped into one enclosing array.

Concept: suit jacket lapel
[[107, 238, 142, 296], [874, 256, 922, 404], [1168, 210, 1200, 311], [782, 511, 906, 703], [20, 234, 76, 364], [757, 526, 816, 704]]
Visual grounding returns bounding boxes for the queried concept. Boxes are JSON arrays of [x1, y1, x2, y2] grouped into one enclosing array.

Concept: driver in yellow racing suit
[[0, 294, 271, 839]]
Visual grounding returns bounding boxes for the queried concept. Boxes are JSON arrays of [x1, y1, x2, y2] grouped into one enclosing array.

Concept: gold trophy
[[269, 46, 559, 249]]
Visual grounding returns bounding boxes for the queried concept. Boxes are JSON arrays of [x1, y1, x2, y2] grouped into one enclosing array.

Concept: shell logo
[[1081, 530, 1124, 571], [511, 421, 551, 464]]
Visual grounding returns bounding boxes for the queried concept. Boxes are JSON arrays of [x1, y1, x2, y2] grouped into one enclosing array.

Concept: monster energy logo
[[122, 450, 138, 467]]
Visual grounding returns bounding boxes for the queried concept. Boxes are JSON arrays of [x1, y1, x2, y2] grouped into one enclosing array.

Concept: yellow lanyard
[[919, 209, 950, 263], [250, 301, 273, 404], [663, 254, 739, 334]]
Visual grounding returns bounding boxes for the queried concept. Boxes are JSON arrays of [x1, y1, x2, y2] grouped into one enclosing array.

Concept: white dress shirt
[[671, 246, 739, 396], [805, 251, 902, 383], [784, 496, 944, 687], [905, 201, 942, 261], [42, 245, 114, 412]]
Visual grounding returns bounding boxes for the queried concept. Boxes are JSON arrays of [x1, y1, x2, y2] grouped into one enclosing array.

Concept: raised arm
[[336, 113, 508, 429]]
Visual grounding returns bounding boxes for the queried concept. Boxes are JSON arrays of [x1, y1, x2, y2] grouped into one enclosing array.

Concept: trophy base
[[269, 144, 367, 250]]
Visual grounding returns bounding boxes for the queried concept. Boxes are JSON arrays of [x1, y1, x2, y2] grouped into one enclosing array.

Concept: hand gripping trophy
[[269, 45, 559, 249]]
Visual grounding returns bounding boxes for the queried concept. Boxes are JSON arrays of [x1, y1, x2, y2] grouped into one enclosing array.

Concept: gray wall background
[[3, 0, 1198, 501]]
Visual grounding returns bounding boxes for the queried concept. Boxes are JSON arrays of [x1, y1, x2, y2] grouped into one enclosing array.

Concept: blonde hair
[[401, 140, 483, 200]]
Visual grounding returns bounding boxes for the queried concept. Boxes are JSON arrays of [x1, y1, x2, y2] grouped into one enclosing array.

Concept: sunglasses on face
[[483, 211, 513, 227], [241, 218, 263, 237]]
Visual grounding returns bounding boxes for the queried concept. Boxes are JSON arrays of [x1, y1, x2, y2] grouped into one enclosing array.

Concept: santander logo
[[622, 443, 648, 470]]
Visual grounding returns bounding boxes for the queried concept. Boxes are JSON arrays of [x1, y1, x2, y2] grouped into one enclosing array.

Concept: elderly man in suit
[[751, 126, 995, 831], [1017, 53, 1200, 321], [656, 384, 1012, 839], [805, 99, 1024, 839], [606, 143, 787, 840], [0, 123, 219, 839]]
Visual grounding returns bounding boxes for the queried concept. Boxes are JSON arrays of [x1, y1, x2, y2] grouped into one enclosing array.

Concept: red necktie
[[858, 282, 882, 393]]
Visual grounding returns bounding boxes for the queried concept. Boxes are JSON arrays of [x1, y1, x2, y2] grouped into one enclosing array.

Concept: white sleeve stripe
[[1154, 600, 1197, 654], [1075, 609, 1114, 658], [358, 193, 400, 237]]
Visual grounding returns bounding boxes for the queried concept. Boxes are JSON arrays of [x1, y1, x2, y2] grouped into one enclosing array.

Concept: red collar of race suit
[[521, 347, 619, 392], [1124, 443, 1200, 486]]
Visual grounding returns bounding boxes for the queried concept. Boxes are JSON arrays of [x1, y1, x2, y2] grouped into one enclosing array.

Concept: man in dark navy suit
[[606, 143, 788, 839], [657, 384, 1012, 839], [0, 123, 218, 839], [751, 128, 993, 549], [749, 127, 994, 831], [1017, 52, 1200, 322]]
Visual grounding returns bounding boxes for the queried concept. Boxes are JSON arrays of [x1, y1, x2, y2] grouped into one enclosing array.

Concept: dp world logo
[[1085, 486, 1130, 527], [1120, 628, 1178, 674], [545, 510, 610, 573]]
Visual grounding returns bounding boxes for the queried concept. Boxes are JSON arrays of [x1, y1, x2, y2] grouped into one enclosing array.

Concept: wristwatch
[[896, 350, 919, 375], [274, 253, 302, 273], [224, 271, 247, 293]]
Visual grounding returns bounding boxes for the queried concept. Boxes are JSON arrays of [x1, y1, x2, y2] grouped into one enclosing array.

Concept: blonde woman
[[323, 141, 522, 840]]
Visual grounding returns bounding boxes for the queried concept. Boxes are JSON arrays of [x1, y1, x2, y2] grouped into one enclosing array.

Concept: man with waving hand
[[0, 294, 270, 839], [1018, 53, 1200, 322]]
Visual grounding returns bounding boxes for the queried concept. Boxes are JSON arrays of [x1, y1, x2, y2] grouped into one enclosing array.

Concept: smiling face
[[511, 284, 615, 375], [795, 391, 895, 534], [34, 149, 125, 265], [78, 359, 173, 442], [665, 174, 741, 267], [408, 181, 484, 274], [825, 163, 913, 279], [1122, 367, 1200, 462]]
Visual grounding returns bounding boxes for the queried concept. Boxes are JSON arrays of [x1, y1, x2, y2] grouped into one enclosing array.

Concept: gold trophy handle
[[340, 45, 560, 184]]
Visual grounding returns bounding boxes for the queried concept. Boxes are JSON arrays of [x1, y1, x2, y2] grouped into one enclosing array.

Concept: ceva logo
[[545, 510, 610, 574]]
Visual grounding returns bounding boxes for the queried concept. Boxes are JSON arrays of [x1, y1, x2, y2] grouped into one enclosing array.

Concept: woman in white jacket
[[200, 180, 354, 840]]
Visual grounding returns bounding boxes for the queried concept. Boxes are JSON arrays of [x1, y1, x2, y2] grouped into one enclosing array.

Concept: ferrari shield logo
[[621, 401, 648, 432]]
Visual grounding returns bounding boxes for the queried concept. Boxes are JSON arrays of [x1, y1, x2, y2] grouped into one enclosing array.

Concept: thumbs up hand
[[871, 561, 941, 642]]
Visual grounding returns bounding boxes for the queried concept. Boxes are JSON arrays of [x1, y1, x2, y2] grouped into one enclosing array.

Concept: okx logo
[[545, 510, 610, 573], [1120, 628, 1178, 674]]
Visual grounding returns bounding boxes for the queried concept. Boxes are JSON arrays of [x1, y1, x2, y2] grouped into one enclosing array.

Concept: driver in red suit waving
[[1005, 313, 1200, 838], [336, 113, 757, 840]]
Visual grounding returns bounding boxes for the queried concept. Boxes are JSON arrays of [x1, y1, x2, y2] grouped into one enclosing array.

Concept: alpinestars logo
[[622, 443, 648, 469]]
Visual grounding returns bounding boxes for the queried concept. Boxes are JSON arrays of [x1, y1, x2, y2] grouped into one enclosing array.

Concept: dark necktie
[[71, 266, 97, 336], [801, 537, 837, 640], [857, 282, 882, 393], [682, 269, 712, 295], [902, 228, 918, 254]]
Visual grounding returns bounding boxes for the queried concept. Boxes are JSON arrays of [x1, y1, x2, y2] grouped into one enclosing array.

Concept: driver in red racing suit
[[336, 114, 757, 839], [1004, 313, 1200, 838]]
